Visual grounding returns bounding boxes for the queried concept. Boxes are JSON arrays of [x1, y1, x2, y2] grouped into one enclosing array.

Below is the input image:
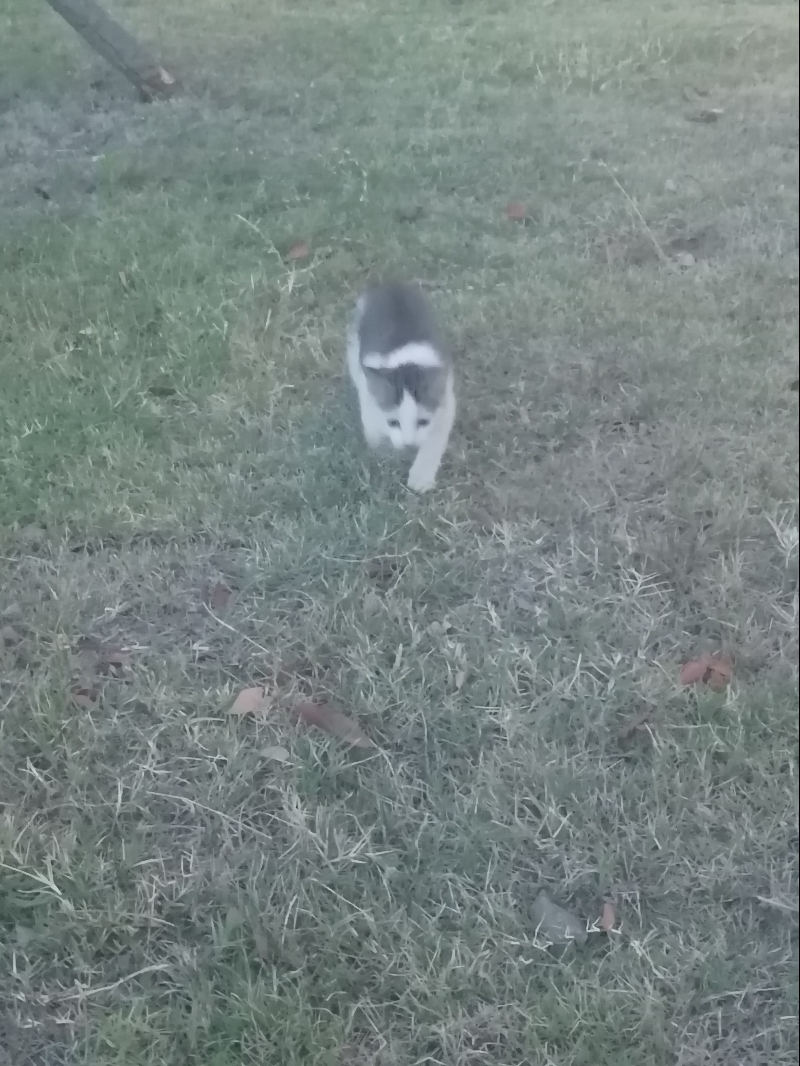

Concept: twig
[[149, 791, 281, 842], [598, 161, 672, 266], [203, 603, 272, 658], [55, 962, 172, 1001]]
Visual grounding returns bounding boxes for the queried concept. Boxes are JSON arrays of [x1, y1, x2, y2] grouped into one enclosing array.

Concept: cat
[[346, 282, 456, 492]]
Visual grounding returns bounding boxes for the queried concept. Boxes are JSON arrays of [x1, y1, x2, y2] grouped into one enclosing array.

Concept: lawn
[[0, 1, 798, 1063]]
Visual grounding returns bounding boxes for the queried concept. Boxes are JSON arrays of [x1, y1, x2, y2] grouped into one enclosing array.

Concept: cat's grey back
[[357, 282, 444, 361]]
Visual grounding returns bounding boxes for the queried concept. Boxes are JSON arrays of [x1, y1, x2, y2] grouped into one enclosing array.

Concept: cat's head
[[363, 362, 447, 449]]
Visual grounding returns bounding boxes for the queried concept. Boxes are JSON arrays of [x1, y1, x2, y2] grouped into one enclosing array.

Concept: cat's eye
[[388, 419, 401, 429], [417, 419, 430, 428]]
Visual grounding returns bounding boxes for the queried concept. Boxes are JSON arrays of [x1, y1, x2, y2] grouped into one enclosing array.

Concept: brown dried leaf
[[290, 700, 376, 749], [679, 653, 733, 689], [71, 685, 98, 708], [75, 640, 132, 677], [686, 108, 724, 123], [706, 654, 733, 690], [97, 647, 132, 677], [209, 581, 234, 610], [229, 686, 273, 718], [102, 649, 132, 668], [679, 656, 712, 686], [505, 201, 527, 221], [287, 240, 310, 261], [600, 901, 616, 932]]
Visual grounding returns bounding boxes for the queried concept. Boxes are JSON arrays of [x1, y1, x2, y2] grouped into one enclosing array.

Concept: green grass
[[0, 0, 798, 1063]]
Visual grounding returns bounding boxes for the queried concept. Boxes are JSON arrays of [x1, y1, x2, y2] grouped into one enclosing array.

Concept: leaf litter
[[530, 891, 587, 946], [70, 639, 134, 707], [229, 686, 272, 717], [679, 653, 733, 689], [600, 901, 616, 932], [290, 701, 376, 749], [227, 689, 376, 750]]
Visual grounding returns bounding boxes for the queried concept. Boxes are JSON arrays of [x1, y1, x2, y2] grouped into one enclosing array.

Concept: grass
[[0, 0, 798, 1063]]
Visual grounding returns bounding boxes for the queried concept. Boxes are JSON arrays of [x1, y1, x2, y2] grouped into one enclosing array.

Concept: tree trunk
[[43, 0, 177, 98]]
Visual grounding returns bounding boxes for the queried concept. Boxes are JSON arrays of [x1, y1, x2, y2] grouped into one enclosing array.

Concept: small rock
[[664, 178, 677, 192], [674, 251, 695, 268]]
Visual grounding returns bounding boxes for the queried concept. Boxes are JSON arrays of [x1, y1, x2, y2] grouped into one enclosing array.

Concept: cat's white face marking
[[384, 391, 433, 450], [362, 342, 442, 371]]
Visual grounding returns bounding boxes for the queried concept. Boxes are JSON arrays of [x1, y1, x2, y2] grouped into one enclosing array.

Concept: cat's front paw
[[407, 465, 437, 493]]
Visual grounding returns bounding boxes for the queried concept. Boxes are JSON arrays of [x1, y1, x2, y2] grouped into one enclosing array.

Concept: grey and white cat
[[347, 282, 456, 492]]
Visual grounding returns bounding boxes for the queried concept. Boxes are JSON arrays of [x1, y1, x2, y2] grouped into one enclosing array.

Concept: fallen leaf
[[71, 685, 98, 708], [505, 201, 527, 221], [75, 640, 132, 676], [679, 656, 712, 686], [99, 648, 130, 666], [679, 653, 733, 689], [530, 891, 587, 946], [209, 581, 234, 610], [286, 240, 310, 261], [261, 745, 291, 763], [600, 901, 616, 932], [686, 108, 724, 123], [706, 654, 733, 690], [99, 648, 132, 675], [618, 709, 655, 740], [229, 686, 272, 717], [290, 700, 375, 749]]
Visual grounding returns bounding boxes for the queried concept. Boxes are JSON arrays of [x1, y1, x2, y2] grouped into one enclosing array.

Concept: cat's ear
[[362, 366, 395, 407], [418, 366, 448, 407]]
